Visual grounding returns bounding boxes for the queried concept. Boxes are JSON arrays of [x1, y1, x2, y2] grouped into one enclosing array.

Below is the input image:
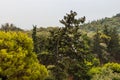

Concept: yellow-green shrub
[[88, 63, 120, 80], [0, 31, 48, 80]]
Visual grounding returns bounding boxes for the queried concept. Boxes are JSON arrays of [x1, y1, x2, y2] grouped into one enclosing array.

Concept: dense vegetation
[[0, 11, 120, 80], [0, 32, 48, 80]]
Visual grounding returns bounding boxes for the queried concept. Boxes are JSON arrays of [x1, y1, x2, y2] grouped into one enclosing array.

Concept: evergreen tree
[[48, 11, 92, 80], [92, 26, 110, 64], [103, 26, 120, 62], [93, 28, 103, 63], [32, 25, 39, 54]]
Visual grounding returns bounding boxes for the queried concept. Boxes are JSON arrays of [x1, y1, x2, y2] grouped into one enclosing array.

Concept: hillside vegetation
[[0, 11, 120, 80], [81, 13, 120, 32]]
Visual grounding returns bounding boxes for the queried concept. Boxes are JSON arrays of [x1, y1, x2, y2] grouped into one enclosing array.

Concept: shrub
[[88, 63, 120, 80], [0, 31, 48, 80]]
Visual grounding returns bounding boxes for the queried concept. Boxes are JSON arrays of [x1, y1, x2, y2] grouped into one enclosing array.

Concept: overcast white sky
[[0, 0, 120, 29]]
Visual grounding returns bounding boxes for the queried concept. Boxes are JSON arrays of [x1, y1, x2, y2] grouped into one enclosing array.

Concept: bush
[[0, 31, 48, 80], [88, 63, 120, 80], [104, 63, 120, 73]]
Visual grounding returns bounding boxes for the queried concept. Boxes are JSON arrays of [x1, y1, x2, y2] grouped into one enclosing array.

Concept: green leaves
[[88, 63, 120, 80], [44, 11, 93, 80], [0, 31, 48, 80]]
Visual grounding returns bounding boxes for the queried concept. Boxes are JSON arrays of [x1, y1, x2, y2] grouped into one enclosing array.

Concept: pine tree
[[32, 25, 39, 54], [49, 11, 92, 80]]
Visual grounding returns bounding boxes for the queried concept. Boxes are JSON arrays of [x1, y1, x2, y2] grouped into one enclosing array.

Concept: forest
[[0, 11, 120, 80]]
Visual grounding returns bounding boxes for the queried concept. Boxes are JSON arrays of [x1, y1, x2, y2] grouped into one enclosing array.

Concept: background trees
[[0, 23, 23, 32], [104, 27, 120, 62]]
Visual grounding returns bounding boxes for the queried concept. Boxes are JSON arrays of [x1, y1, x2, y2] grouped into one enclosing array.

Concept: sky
[[0, 0, 120, 30]]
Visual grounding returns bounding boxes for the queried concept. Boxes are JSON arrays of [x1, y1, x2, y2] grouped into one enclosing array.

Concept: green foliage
[[91, 68, 120, 80], [32, 25, 39, 54], [0, 31, 48, 80], [44, 11, 93, 80], [81, 13, 120, 32], [102, 25, 120, 62], [104, 63, 120, 73], [92, 24, 120, 64], [29, 11, 120, 80], [88, 63, 120, 80], [0, 10, 120, 80], [87, 67, 102, 76]]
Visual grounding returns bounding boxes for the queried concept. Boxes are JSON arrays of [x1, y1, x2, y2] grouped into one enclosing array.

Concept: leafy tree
[[102, 25, 120, 62], [107, 27, 120, 62], [35, 28, 59, 67], [0, 31, 48, 80], [92, 28, 102, 61], [93, 32, 107, 63], [92, 26, 111, 64]]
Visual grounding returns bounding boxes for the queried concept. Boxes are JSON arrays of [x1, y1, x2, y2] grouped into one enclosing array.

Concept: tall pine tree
[[32, 25, 39, 54]]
